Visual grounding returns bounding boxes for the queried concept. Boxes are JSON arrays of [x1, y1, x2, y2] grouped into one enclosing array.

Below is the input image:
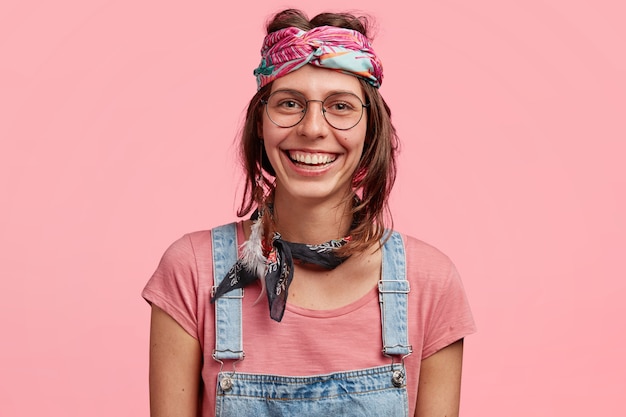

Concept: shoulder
[[388, 231, 464, 300], [156, 230, 211, 268], [153, 222, 241, 275], [142, 222, 241, 332], [392, 231, 456, 276]]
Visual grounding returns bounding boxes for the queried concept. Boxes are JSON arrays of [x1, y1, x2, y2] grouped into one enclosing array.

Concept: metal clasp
[[212, 354, 244, 393], [384, 350, 412, 388]]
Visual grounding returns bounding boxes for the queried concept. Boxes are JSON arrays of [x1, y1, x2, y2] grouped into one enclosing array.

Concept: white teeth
[[289, 152, 335, 165]]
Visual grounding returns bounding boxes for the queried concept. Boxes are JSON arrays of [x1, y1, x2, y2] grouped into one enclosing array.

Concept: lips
[[287, 150, 337, 166]]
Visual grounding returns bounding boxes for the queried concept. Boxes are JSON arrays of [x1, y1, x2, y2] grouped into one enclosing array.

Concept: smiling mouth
[[287, 151, 337, 166]]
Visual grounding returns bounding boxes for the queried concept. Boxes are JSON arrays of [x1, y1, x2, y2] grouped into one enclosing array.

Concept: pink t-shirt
[[142, 222, 476, 416]]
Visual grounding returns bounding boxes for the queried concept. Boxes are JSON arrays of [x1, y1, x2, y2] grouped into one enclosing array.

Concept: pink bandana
[[253, 26, 383, 90]]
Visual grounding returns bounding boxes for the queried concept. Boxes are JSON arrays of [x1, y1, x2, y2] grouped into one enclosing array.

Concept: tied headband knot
[[253, 26, 383, 90]]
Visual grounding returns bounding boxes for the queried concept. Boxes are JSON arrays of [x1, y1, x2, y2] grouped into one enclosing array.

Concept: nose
[[297, 100, 329, 139]]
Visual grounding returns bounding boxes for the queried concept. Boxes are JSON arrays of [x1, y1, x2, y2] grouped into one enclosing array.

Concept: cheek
[[261, 114, 277, 141], [261, 123, 284, 146], [343, 127, 367, 145], [347, 130, 367, 150]]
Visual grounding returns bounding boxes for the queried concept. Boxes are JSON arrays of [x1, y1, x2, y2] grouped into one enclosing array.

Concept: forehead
[[270, 65, 364, 98]]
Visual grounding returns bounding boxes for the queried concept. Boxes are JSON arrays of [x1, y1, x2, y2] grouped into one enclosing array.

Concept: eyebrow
[[271, 88, 364, 99]]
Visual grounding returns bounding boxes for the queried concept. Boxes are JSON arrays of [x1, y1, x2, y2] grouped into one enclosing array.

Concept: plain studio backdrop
[[1, 1, 624, 416]]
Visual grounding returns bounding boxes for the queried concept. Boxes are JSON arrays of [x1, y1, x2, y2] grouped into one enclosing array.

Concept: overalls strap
[[211, 223, 244, 361], [379, 231, 413, 356]]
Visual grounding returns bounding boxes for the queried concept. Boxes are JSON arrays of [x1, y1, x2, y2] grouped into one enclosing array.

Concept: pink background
[[1, 1, 624, 415]]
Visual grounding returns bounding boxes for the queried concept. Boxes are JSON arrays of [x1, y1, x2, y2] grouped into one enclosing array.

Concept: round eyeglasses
[[261, 90, 369, 131]]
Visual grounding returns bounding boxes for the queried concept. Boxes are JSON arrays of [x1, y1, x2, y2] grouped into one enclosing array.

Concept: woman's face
[[261, 65, 367, 205]]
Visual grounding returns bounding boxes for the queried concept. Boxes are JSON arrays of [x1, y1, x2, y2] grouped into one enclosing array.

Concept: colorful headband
[[253, 26, 383, 90]]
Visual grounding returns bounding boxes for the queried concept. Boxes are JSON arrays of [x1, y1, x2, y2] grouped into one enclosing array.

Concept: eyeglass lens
[[265, 90, 366, 130]]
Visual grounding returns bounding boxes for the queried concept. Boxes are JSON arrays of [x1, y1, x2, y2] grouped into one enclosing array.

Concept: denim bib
[[211, 223, 412, 416]]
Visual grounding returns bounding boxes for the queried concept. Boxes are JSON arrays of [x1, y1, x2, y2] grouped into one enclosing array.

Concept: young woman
[[143, 9, 476, 417]]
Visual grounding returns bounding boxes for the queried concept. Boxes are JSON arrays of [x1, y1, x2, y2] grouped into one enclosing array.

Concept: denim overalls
[[211, 223, 412, 416]]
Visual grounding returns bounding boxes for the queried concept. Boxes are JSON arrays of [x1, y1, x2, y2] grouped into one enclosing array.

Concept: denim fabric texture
[[212, 223, 244, 361], [379, 231, 412, 356], [211, 224, 411, 416]]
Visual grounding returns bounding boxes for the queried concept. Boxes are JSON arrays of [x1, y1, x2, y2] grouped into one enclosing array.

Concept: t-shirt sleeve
[[421, 261, 477, 358], [141, 234, 201, 339]]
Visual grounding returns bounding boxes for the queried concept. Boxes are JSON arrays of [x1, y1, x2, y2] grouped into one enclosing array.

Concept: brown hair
[[238, 9, 399, 255]]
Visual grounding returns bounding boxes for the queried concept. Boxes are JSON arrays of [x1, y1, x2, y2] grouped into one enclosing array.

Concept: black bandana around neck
[[210, 209, 351, 322]]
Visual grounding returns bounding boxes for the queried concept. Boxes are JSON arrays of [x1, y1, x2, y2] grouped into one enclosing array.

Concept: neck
[[270, 191, 354, 244]]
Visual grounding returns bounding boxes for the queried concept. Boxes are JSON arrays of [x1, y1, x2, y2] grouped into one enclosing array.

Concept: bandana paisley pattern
[[211, 230, 350, 322]]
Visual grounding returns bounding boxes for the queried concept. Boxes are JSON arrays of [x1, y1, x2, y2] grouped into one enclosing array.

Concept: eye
[[324, 93, 361, 114], [278, 99, 303, 110], [269, 91, 306, 114], [330, 101, 353, 111]]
